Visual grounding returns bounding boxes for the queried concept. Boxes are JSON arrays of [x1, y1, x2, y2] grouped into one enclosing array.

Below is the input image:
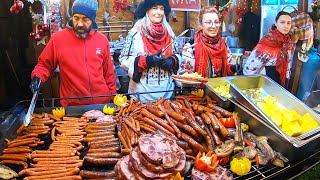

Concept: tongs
[[24, 80, 41, 126]]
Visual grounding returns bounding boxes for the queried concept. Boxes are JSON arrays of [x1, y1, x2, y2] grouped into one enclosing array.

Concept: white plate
[[172, 77, 202, 84]]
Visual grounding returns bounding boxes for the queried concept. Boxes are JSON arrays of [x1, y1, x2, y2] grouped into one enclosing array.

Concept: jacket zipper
[[84, 39, 93, 103]]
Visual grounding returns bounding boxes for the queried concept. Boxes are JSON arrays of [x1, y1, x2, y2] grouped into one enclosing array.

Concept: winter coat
[[32, 28, 117, 106], [119, 28, 181, 102]]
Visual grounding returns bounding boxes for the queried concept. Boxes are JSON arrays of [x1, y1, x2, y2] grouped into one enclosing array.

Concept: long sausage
[[29, 153, 75, 158], [84, 157, 119, 166], [30, 162, 83, 168], [3, 147, 32, 154], [176, 140, 189, 150], [21, 168, 75, 176], [158, 104, 181, 138], [86, 152, 121, 158], [16, 133, 38, 139], [16, 124, 26, 134], [200, 113, 211, 124], [88, 146, 120, 153], [89, 142, 120, 149], [0, 155, 27, 161], [207, 112, 220, 131], [183, 110, 207, 137], [117, 131, 129, 149], [0, 160, 28, 169], [170, 118, 198, 138], [32, 150, 76, 155], [8, 139, 37, 147], [141, 117, 176, 138], [140, 109, 175, 133], [208, 124, 222, 145], [181, 132, 206, 152], [83, 135, 115, 142], [86, 132, 116, 137], [164, 109, 186, 122], [80, 170, 116, 178], [140, 124, 156, 133], [123, 117, 139, 134], [203, 126, 215, 151], [32, 156, 79, 162], [23, 167, 80, 180], [208, 104, 232, 117], [36, 160, 82, 164], [170, 101, 182, 114], [146, 101, 164, 117]]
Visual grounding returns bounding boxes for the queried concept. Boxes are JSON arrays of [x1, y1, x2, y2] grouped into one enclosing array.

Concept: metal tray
[[225, 75, 320, 145], [1, 95, 320, 179], [205, 77, 232, 108]]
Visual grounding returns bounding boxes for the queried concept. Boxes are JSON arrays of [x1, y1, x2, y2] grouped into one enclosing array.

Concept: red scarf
[[194, 30, 228, 77], [255, 29, 293, 85], [141, 23, 172, 56]]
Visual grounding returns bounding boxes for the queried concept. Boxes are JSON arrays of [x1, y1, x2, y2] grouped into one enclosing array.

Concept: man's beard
[[74, 25, 92, 38]]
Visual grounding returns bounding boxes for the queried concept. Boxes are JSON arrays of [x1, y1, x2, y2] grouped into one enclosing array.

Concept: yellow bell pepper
[[241, 123, 249, 132], [103, 105, 115, 115], [191, 89, 204, 98], [52, 107, 65, 119], [113, 94, 127, 106], [230, 158, 251, 176], [169, 172, 184, 180]]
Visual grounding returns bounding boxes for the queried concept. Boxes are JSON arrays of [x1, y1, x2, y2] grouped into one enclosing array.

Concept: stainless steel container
[[225, 75, 320, 146], [205, 77, 232, 108]]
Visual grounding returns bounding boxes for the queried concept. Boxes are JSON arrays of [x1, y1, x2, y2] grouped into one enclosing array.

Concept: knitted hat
[[135, 0, 171, 22], [72, 0, 98, 28]]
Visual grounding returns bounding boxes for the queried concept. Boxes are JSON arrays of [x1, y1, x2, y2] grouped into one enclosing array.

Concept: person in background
[[30, 0, 117, 106], [179, 6, 238, 78], [243, 11, 294, 86], [119, 0, 181, 102]]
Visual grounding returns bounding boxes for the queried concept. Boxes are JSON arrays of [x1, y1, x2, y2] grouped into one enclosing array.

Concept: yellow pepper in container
[[230, 157, 251, 176], [103, 105, 115, 115], [113, 94, 127, 106], [52, 107, 65, 119], [191, 89, 204, 97]]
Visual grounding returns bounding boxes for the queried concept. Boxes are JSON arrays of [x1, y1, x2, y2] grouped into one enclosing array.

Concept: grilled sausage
[[84, 157, 120, 166], [80, 170, 116, 178], [181, 132, 206, 152], [208, 104, 232, 117]]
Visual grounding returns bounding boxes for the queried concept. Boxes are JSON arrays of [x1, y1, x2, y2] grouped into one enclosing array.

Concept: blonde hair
[[198, 6, 221, 24], [133, 13, 175, 37]]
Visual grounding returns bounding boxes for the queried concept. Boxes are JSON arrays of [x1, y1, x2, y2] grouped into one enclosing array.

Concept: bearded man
[[30, 0, 116, 106]]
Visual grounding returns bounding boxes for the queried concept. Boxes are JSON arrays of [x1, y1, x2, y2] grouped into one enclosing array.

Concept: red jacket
[[32, 28, 116, 106]]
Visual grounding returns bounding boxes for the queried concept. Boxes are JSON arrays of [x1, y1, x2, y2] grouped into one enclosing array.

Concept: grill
[[0, 89, 319, 179]]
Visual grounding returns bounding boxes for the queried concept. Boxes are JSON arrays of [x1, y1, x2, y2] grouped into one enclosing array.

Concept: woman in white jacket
[[119, 0, 181, 102]]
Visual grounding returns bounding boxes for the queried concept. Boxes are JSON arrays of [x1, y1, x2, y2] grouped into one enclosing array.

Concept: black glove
[[146, 54, 164, 67], [29, 76, 42, 94], [161, 57, 175, 72], [230, 64, 241, 73]]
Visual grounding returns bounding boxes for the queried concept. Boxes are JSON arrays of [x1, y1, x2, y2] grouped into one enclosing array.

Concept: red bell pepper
[[195, 151, 219, 172], [219, 117, 235, 128]]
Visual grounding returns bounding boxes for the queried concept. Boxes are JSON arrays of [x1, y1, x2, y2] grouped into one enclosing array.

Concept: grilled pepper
[[195, 151, 219, 172], [169, 172, 184, 180], [113, 94, 127, 106], [103, 105, 115, 115], [52, 107, 65, 119], [191, 89, 204, 98], [230, 157, 251, 176]]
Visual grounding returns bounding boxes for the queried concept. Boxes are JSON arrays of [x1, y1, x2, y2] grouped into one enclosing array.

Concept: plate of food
[[172, 73, 208, 84]]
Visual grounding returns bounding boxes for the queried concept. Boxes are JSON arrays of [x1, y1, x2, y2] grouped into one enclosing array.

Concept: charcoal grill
[[0, 89, 319, 179]]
